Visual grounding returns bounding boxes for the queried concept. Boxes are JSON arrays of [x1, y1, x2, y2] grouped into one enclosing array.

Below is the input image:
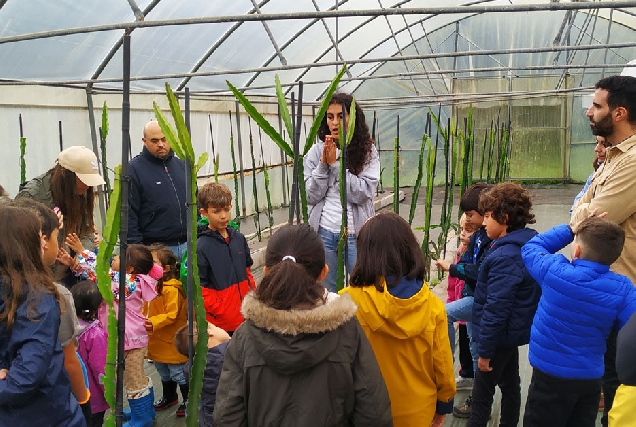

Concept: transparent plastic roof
[[1, 0, 635, 100]]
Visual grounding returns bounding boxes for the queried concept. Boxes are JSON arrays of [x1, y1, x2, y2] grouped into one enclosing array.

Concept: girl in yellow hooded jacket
[[145, 245, 189, 417], [341, 211, 456, 427]]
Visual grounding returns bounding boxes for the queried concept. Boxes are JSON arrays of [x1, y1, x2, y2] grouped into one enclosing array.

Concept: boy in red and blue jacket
[[197, 183, 255, 334]]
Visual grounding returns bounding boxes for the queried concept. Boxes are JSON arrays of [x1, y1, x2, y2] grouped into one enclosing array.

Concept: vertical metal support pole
[[58, 121, 64, 152], [341, 103, 349, 285], [289, 92, 298, 224], [116, 32, 132, 427], [184, 88, 195, 367], [277, 105, 288, 207], [294, 83, 303, 224], [86, 88, 108, 227], [395, 115, 400, 215], [235, 101, 247, 218], [602, 8, 614, 79]]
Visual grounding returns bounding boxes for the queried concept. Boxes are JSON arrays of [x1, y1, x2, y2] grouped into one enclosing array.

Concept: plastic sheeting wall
[[0, 85, 313, 220]]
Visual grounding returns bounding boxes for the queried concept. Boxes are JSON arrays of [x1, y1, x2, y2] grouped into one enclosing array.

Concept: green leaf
[[101, 101, 109, 142], [345, 97, 356, 147], [304, 65, 347, 155], [96, 164, 121, 427], [19, 137, 27, 184], [153, 102, 186, 160], [275, 75, 294, 147], [164, 83, 194, 161], [227, 80, 293, 158], [196, 152, 209, 172]]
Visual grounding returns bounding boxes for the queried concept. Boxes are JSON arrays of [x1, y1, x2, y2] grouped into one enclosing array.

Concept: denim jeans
[[318, 227, 357, 293], [446, 296, 478, 374], [154, 362, 187, 385], [167, 242, 188, 259]]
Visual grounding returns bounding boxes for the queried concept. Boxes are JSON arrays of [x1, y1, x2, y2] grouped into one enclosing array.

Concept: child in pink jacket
[[72, 280, 109, 427], [446, 214, 476, 389]]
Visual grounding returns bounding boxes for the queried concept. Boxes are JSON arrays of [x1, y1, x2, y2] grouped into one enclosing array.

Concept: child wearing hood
[[342, 211, 456, 427]]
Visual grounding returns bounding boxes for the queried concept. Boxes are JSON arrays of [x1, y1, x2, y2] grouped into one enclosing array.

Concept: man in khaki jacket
[[571, 75, 636, 427]]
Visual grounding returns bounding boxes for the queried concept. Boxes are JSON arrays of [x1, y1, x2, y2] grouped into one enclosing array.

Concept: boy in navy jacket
[[197, 183, 255, 334], [469, 182, 541, 427], [436, 183, 492, 417], [521, 215, 636, 427]]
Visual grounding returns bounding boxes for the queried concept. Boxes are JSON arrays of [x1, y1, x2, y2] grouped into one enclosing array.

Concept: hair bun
[[148, 264, 164, 280]]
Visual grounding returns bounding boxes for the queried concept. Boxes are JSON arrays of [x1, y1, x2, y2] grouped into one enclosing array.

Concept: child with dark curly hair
[[468, 182, 542, 427]]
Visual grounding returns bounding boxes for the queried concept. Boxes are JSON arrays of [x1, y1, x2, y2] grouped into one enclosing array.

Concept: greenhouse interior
[[2, 1, 636, 426]]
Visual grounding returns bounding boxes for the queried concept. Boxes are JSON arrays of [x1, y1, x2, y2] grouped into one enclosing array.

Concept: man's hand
[[431, 414, 445, 427], [435, 259, 451, 272], [478, 357, 492, 372], [65, 233, 85, 254], [571, 208, 608, 234], [0, 368, 8, 380], [144, 319, 153, 333]]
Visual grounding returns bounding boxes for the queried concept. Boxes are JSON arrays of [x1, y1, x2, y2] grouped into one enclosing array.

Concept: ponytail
[[255, 259, 326, 310], [254, 224, 327, 310]]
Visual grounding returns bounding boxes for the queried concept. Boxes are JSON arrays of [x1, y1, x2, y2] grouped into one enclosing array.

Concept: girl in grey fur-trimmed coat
[[213, 224, 392, 427]]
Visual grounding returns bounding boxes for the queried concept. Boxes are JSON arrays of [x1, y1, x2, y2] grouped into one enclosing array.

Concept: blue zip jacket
[[472, 228, 541, 359], [448, 227, 492, 297], [127, 147, 187, 246], [522, 224, 636, 379], [0, 286, 86, 426]]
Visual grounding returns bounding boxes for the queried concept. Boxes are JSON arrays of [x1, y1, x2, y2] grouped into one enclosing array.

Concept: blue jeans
[[318, 227, 357, 293], [446, 296, 478, 375], [154, 362, 186, 385], [167, 242, 188, 259]]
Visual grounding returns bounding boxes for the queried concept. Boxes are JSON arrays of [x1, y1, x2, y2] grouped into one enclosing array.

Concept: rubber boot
[[154, 380, 178, 410], [123, 377, 156, 427], [176, 384, 189, 417]]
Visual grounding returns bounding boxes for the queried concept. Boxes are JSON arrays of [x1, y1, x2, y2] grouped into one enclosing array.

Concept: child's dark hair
[[71, 280, 104, 322], [197, 182, 232, 210], [460, 182, 492, 214], [174, 324, 194, 357], [126, 244, 155, 275], [0, 206, 58, 330], [255, 224, 326, 310], [478, 182, 535, 232], [576, 216, 625, 265], [149, 244, 179, 295], [350, 211, 425, 291], [11, 198, 59, 239]]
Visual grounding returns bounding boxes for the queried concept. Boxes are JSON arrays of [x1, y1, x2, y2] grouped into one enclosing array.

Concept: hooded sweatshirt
[[341, 278, 456, 426], [213, 292, 392, 427]]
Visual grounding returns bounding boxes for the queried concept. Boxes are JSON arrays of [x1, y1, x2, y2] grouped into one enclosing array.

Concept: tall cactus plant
[[227, 66, 347, 223], [96, 165, 122, 427], [153, 83, 209, 426]]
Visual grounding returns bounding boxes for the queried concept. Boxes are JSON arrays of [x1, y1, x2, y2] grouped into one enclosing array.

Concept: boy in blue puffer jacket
[[469, 182, 541, 427], [521, 215, 636, 427]]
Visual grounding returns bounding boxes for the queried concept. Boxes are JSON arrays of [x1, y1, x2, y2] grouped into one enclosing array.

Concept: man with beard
[[571, 75, 636, 427]]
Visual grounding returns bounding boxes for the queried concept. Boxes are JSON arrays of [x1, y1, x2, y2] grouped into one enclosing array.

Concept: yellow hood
[[341, 279, 441, 339]]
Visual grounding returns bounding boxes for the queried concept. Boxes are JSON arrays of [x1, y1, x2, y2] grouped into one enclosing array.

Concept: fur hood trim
[[241, 292, 358, 336]]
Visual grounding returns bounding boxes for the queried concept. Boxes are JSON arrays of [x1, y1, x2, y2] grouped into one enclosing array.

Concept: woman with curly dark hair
[[304, 92, 380, 292]]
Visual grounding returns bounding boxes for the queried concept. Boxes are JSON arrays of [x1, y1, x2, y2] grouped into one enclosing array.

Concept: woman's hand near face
[[322, 136, 337, 166]]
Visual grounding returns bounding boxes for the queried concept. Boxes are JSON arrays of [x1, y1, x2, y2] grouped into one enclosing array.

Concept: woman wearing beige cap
[[16, 146, 105, 287]]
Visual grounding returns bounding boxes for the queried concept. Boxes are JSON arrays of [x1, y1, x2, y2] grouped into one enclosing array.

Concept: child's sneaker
[[455, 376, 474, 391], [176, 400, 187, 418], [452, 394, 472, 418]]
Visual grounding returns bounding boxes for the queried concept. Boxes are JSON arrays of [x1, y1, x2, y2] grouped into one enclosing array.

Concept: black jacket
[[617, 312, 636, 386], [199, 340, 229, 427], [472, 228, 542, 359], [213, 292, 393, 427], [127, 147, 187, 246]]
